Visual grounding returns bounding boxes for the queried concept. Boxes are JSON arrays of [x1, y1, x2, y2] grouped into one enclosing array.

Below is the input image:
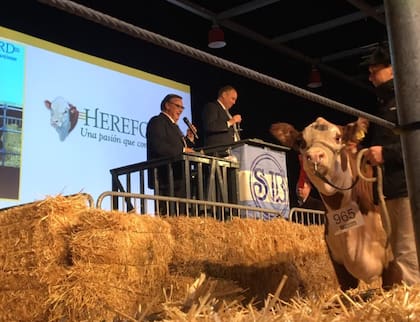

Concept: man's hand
[[186, 127, 196, 142], [365, 146, 384, 165], [229, 114, 242, 126]]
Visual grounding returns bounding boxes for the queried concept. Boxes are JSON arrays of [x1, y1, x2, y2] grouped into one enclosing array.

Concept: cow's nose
[[306, 150, 325, 164]]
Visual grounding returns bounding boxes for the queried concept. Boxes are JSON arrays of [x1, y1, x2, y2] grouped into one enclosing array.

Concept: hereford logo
[[249, 153, 288, 218], [44, 97, 79, 141]]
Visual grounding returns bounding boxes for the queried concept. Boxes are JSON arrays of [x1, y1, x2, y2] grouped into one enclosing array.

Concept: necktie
[[225, 109, 240, 142]]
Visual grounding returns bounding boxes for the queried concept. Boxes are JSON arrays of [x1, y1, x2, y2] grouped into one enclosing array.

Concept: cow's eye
[[335, 134, 342, 143]]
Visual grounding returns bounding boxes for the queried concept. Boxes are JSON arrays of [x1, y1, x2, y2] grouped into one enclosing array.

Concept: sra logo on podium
[[238, 152, 289, 219]]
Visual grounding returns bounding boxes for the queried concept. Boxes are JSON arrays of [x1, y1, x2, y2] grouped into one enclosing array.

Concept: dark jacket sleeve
[[369, 82, 408, 199], [382, 142, 404, 168], [301, 196, 326, 211], [185, 136, 195, 148], [202, 101, 229, 134], [202, 101, 236, 148]]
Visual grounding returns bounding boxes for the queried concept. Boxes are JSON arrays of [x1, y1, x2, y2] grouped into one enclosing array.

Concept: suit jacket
[[296, 196, 326, 225], [202, 101, 236, 149], [298, 196, 326, 212], [146, 113, 186, 189], [146, 113, 185, 160]]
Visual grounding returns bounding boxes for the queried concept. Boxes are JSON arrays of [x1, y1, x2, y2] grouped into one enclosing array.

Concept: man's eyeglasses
[[168, 101, 185, 110]]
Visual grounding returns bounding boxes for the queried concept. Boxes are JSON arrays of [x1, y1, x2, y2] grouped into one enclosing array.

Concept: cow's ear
[[270, 122, 300, 151], [356, 117, 369, 136], [342, 117, 369, 144], [44, 100, 52, 109]]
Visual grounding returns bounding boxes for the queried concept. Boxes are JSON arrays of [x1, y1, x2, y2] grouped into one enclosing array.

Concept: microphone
[[183, 117, 199, 140]]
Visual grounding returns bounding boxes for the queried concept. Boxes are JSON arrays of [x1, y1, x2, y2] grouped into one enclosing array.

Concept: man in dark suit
[[294, 179, 326, 225], [296, 179, 325, 210], [202, 85, 242, 156], [293, 159, 326, 225], [146, 94, 196, 215]]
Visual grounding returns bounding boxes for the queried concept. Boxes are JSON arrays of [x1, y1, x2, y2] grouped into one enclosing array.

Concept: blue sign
[[232, 143, 289, 220]]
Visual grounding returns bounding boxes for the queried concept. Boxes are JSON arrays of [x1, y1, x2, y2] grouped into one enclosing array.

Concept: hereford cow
[[45, 97, 79, 141], [270, 117, 401, 291]]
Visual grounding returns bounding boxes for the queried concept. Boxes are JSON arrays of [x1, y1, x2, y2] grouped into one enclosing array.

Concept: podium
[[230, 139, 290, 219]]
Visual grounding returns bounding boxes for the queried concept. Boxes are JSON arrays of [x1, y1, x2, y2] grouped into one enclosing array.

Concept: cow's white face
[[44, 97, 79, 141], [300, 117, 350, 196], [270, 116, 368, 197], [46, 97, 70, 129]]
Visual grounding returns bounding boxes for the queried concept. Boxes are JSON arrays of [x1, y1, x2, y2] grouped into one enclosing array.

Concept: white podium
[[230, 139, 290, 219]]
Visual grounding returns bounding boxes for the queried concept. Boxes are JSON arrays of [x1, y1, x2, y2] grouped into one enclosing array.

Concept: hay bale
[[48, 264, 165, 321], [0, 194, 89, 322], [48, 209, 174, 320], [0, 194, 88, 227], [166, 217, 229, 264], [167, 217, 327, 265], [225, 218, 326, 264], [72, 209, 173, 266], [165, 216, 338, 304], [0, 194, 88, 271], [0, 289, 49, 322]]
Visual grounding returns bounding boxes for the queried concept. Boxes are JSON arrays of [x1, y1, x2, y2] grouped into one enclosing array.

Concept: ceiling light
[[307, 66, 322, 88], [208, 24, 226, 49]]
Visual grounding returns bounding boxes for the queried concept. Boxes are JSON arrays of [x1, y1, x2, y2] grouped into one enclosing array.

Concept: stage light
[[307, 66, 322, 88], [208, 24, 226, 49]]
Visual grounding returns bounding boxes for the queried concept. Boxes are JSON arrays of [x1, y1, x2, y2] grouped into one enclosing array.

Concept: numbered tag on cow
[[327, 201, 365, 235]]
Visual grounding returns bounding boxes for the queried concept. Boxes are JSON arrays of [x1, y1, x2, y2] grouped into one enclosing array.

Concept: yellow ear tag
[[355, 130, 365, 141]]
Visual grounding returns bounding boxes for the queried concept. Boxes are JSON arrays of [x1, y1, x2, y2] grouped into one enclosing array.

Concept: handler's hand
[[365, 146, 384, 166]]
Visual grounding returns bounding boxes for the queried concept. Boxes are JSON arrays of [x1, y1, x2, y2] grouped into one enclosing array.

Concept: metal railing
[[96, 191, 288, 221], [289, 207, 325, 225], [1, 191, 323, 225], [109, 152, 239, 213]]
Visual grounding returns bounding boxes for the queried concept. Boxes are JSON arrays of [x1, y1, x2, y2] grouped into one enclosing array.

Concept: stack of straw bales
[[4, 194, 369, 321], [3, 194, 415, 321], [0, 195, 87, 321], [49, 208, 174, 321], [0, 195, 174, 321]]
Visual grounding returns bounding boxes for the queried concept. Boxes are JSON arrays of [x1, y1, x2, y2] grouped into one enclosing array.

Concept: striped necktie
[[225, 109, 240, 142]]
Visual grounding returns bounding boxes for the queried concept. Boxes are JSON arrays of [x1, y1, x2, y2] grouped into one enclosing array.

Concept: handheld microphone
[[183, 117, 199, 140]]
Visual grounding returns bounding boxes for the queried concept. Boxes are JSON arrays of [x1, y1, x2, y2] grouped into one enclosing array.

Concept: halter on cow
[[270, 117, 402, 291]]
